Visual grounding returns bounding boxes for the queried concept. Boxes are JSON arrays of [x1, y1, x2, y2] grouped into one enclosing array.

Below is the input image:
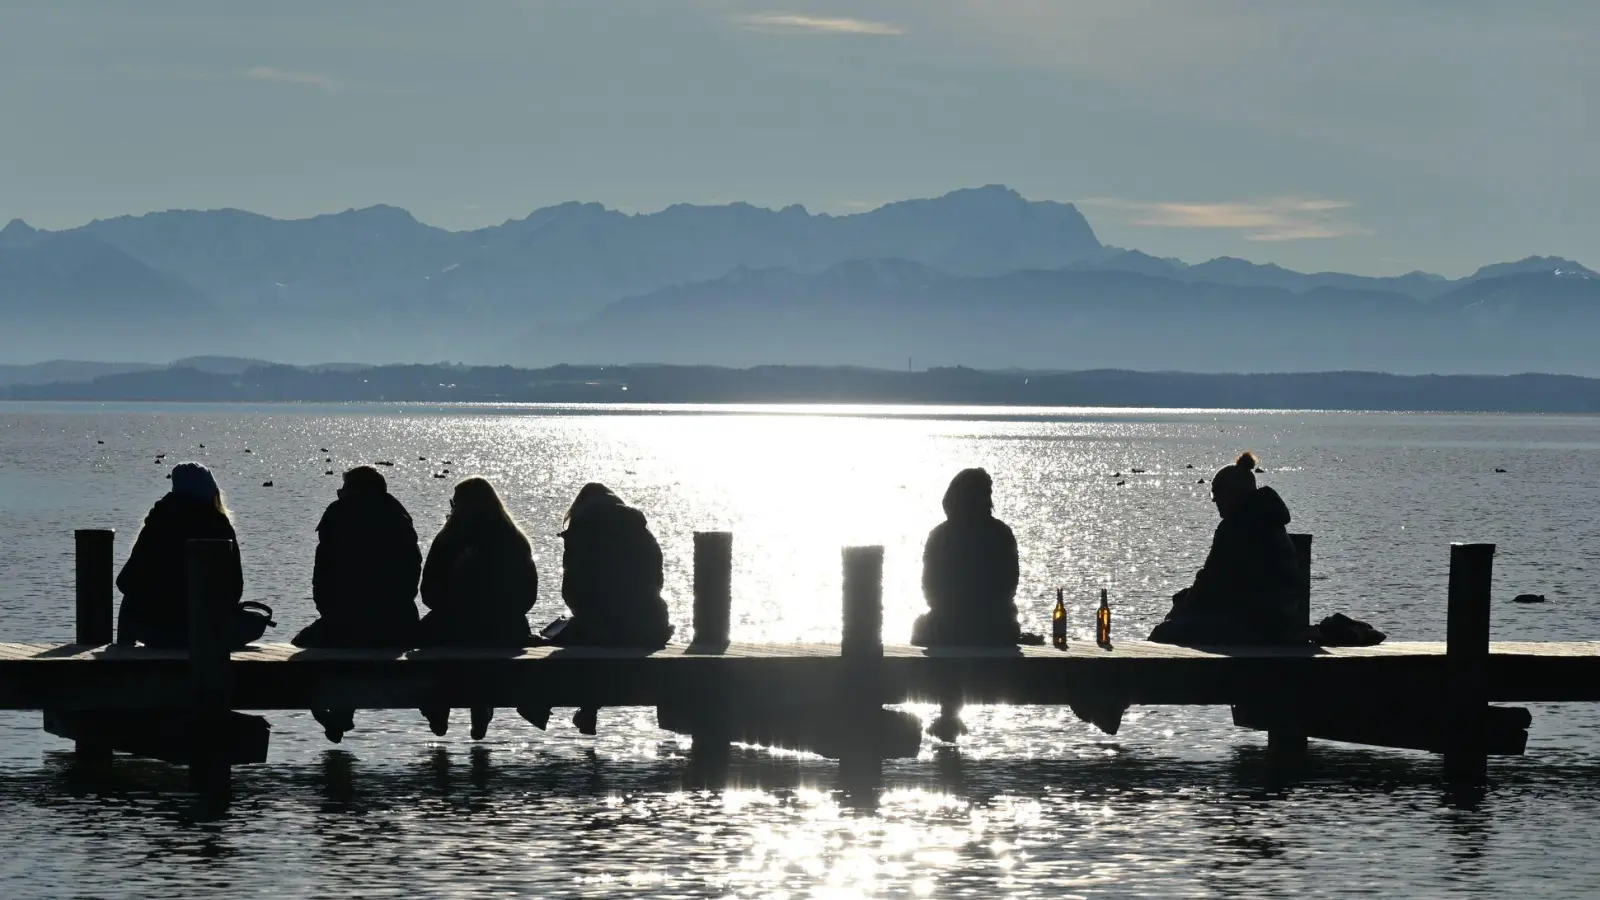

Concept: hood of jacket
[[563, 492, 648, 536], [1227, 485, 1291, 527]]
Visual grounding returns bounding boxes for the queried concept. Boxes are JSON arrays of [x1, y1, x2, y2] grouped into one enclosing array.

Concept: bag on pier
[[231, 600, 277, 647], [1312, 613, 1385, 647]]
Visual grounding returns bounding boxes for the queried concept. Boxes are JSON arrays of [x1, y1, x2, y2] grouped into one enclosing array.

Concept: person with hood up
[[913, 468, 1021, 741], [914, 468, 1021, 647], [1149, 451, 1304, 646], [416, 477, 538, 741], [292, 466, 423, 743], [517, 483, 671, 736], [116, 462, 244, 647], [1071, 452, 1305, 736]]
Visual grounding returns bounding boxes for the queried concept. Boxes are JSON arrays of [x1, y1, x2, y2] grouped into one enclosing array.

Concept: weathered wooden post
[[1445, 542, 1495, 784], [1267, 533, 1314, 756], [840, 546, 884, 792], [686, 532, 734, 787], [187, 538, 235, 803], [75, 529, 115, 647], [692, 531, 733, 648]]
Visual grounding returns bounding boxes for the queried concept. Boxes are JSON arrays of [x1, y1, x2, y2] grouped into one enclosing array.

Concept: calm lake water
[[2, 402, 1600, 898]]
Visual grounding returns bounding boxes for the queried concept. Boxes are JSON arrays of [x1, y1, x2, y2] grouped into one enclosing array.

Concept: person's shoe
[[423, 708, 450, 737], [312, 709, 346, 744], [470, 708, 494, 741], [572, 708, 598, 736], [516, 706, 552, 730], [926, 714, 969, 743]]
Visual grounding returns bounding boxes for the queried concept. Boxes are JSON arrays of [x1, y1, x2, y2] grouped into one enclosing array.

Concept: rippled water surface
[[3, 402, 1600, 898]]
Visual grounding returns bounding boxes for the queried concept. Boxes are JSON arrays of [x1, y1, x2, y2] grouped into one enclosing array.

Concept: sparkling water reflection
[[3, 403, 1600, 897]]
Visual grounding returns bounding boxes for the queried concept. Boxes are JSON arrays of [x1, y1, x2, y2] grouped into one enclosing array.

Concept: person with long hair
[[517, 483, 670, 736], [416, 477, 538, 741], [116, 462, 244, 647], [292, 465, 423, 743]]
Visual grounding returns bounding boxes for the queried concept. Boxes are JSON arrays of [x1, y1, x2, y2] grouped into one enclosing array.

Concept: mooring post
[[692, 531, 733, 647], [686, 531, 734, 787], [1445, 542, 1495, 785], [1267, 533, 1314, 757], [75, 529, 115, 647], [187, 538, 235, 803], [66, 528, 117, 760], [840, 545, 884, 793]]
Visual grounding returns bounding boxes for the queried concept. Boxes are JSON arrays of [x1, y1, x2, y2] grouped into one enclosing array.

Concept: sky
[[0, 0, 1595, 276]]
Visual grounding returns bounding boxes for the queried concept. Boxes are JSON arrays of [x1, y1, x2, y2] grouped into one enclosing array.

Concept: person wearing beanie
[[116, 462, 243, 646], [1150, 451, 1304, 646], [292, 466, 423, 743]]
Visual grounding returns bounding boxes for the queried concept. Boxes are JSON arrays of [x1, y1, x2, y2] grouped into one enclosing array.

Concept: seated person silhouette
[[518, 483, 672, 736], [292, 466, 422, 743], [416, 477, 538, 741], [912, 468, 1020, 741], [1072, 452, 1305, 735], [1148, 451, 1304, 647]]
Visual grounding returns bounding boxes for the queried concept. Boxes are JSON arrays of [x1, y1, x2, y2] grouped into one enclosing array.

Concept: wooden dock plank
[[2, 639, 1599, 712]]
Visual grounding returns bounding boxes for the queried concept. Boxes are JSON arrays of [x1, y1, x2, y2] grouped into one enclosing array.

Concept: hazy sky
[[2, 0, 1594, 276]]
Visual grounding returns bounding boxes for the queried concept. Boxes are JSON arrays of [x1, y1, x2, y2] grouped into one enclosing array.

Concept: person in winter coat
[[1072, 452, 1305, 737], [913, 468, 1021, 647], [1149, 451, 1304, 646], [913, 468, 1021, 741], [292, 466, 423, 743], [116, 462, 243, 647], [517, 483, 670, 736], [416, 477, 538, 741]]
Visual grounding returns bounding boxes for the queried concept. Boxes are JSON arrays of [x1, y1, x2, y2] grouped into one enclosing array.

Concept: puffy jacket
[[116, 493, 243, 631]]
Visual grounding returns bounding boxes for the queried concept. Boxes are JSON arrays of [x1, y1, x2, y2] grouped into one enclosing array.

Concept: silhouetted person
[[518, 483, 671, 736], [912, 468, 1020, 741], [292, 466, 423, 743], [1072, 453, 1305, 736], [417, 477, 538, 741], [1149, 452, 1304, 646], [116, 462, 243, 647], [914, 468, 1021, 646]]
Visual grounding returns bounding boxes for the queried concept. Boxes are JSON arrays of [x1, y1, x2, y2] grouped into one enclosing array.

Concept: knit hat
[[170, 462, 220, 502], [942, 468, 994, 519], [1212, 452, 1259, 495]]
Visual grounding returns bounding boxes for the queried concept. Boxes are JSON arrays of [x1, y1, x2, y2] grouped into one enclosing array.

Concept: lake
[[2, 402, 1599, 898]]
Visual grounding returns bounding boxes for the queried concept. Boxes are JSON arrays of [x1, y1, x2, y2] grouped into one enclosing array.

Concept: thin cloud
[[1084, 196, 1371, 241], [241, 66, 339, 91], [733, 13, 904, 36]]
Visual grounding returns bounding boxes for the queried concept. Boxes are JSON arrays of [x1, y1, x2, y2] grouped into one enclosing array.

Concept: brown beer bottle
[[1096, 588, 1112, 649], [1051, 588, 1067, 649]]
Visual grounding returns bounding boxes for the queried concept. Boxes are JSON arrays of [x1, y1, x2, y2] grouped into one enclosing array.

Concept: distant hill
[[535, 261, 1600, 374], [14, 362, 1600, 413], [0, 360, 162, 387]]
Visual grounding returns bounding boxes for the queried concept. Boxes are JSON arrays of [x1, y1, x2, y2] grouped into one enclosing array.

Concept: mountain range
[[1, 185, 1596, 373]]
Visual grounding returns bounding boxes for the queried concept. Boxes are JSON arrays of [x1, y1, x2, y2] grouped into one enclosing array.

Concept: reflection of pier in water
[[3, 529, 1597, 809]]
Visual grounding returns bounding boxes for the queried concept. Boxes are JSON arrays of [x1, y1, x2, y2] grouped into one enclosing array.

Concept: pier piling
[[686, 531, 734, 786], [840, 546, 885, 792], [1446, 542, 1495, 784], [70, 529, 115, 759], [187, 539, 234, 802]]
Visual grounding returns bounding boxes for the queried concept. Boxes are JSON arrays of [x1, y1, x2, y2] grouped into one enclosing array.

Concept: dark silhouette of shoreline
[[9, 363, 1600, 412]]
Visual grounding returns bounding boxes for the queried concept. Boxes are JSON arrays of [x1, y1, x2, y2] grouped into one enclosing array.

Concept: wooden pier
[[6, 530, 1600, 802]]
